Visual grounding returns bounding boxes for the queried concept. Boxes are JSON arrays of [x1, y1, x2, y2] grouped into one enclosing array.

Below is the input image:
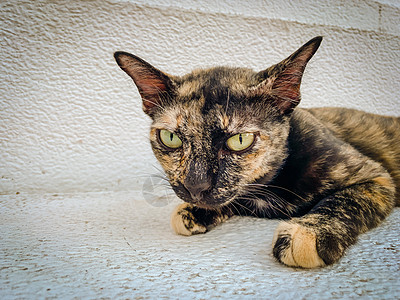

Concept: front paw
[[171, 203, 207, 236], [272, 221, 326, 268]]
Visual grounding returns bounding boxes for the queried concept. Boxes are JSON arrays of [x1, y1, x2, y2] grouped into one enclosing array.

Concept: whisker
[[229, 202, 244, 217], [224, 89, 230, 115], [142, 98, 166, 112], [245, 183, 308, 202], [239, 185, 294, 218], [232, 199, 257, 216]]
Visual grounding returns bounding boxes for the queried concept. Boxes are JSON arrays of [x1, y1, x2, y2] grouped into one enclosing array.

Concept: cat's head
[[115, 37, 322, 209]]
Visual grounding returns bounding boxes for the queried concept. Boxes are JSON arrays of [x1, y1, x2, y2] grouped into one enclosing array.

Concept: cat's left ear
[[254, 36, 323, 114], [114, 52, 175, 117]]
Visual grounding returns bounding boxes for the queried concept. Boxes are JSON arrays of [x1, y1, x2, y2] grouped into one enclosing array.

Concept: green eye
[[226, 133, 255, 152], [159, 129, 183, 149]]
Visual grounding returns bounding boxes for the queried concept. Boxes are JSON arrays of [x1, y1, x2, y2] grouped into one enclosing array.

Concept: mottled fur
[[115, 37, 399, 268]]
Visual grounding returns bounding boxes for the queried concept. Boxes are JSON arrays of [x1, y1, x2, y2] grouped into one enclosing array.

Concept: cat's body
[[232, 107, 399, 217], [115, 37, 399, 268]]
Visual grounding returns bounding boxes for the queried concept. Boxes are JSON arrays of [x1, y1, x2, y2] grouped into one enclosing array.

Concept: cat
[[114, 36, 400, 268]]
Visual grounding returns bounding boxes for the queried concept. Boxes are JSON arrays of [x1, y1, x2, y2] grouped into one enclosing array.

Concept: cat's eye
[[158, 129, 183, 149], [226, 133, 255, 152]]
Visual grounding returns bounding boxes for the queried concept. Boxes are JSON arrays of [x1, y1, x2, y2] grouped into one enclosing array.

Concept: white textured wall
[[1, 0, 399, 194]]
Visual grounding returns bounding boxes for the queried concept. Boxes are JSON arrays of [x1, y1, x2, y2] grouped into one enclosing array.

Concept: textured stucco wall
[[1, 0, 399, 194]]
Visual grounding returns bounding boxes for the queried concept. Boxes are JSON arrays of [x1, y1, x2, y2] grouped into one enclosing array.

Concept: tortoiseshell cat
[[115, 37, 400, 268]]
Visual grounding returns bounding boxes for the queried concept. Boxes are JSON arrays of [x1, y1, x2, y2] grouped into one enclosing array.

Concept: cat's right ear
[[114, 52, 175, 117], [253, 36, 322, 115]]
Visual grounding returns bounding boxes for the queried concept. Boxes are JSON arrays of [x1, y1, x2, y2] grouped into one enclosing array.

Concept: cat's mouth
[[189, 197, 233, 209]]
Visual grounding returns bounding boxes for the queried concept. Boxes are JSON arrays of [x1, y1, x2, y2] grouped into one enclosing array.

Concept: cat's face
[[115, 37, 322, 209], [148, 68, 291, 208]]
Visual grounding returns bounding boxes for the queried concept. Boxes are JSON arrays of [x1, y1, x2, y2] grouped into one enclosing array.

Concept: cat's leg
[[272, 177, 395, 268], [171, 203, 233, 236]]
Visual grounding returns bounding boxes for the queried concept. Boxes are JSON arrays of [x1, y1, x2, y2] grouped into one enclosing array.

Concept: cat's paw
[[272, 221, 326, 268], [171, 203, 207, 236]]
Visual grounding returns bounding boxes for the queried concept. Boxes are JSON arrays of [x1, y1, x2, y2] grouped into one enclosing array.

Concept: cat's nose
[[184, 160, 212, 202], [185, 179, 212, 201]]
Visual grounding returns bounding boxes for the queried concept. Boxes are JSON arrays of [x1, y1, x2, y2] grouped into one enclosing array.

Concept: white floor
[[1, 191, 399, 299]]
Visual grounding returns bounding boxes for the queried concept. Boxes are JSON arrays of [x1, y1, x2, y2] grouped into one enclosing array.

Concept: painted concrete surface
[[1, 192, 399, 299]]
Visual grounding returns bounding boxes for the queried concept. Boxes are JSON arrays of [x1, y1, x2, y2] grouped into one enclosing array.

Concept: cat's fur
[[115, 37, 400, 268]]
